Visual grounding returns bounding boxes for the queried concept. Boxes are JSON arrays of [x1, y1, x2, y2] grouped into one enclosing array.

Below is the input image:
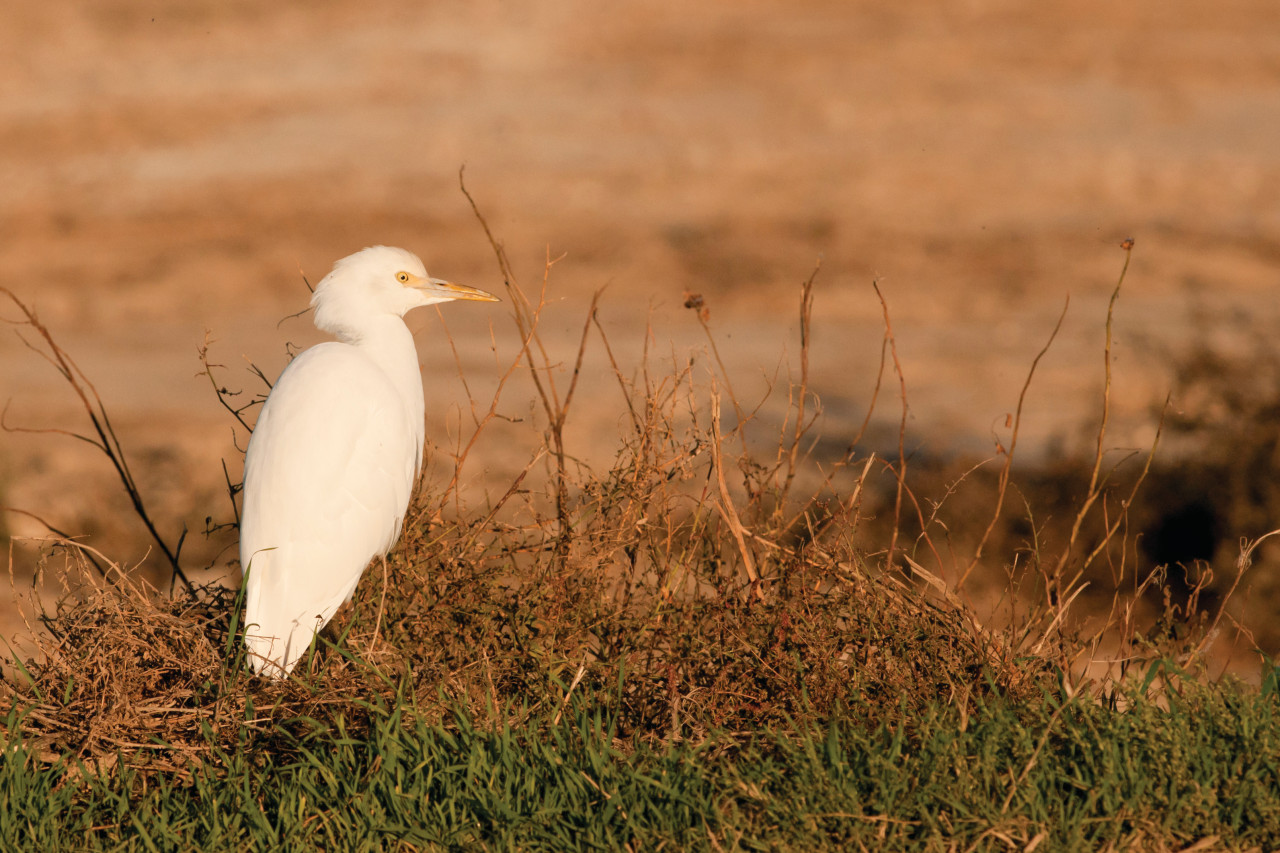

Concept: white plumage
[[239, 246, 497, 678]]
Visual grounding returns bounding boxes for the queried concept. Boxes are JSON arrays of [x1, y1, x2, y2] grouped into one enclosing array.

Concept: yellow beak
[[418, 277, 500, 303]]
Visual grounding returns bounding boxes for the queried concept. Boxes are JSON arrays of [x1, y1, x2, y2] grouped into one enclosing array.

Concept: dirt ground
[[2, 1, 1279, 656]]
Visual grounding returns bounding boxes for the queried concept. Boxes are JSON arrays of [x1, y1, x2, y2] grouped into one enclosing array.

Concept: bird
[[239, 245, 498, 678]]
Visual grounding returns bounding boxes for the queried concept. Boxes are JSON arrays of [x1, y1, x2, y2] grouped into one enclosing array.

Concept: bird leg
[[369, 553, 390, 659]]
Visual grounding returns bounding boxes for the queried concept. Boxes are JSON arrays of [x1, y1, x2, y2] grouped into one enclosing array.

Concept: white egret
[[239, 245, 498, 678]]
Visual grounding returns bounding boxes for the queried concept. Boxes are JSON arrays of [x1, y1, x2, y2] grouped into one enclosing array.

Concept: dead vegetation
[[0, 208, 1268, 780]]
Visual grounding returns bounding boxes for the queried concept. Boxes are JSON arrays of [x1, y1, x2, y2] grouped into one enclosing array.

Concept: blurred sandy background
[[2, 1, 1278, 623]]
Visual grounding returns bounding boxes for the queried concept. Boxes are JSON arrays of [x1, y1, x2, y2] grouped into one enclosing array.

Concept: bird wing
[[240, 342, 418, 674]]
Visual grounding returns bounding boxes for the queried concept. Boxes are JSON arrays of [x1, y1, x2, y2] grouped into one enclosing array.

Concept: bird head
[[311, 245, 498, 338]]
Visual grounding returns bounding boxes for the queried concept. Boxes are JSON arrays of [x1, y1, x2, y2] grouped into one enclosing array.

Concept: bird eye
[[396, 271, 410, 283]]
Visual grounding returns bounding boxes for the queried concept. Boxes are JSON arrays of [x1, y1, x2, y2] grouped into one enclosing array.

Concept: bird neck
[[336, 315, 426, 452]]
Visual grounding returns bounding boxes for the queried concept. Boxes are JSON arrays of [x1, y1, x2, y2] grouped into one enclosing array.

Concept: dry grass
[[0, 212, 1261, 790]]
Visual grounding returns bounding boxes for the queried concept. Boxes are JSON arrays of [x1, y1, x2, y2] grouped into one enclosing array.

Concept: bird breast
[[240, 342, 419, 605]]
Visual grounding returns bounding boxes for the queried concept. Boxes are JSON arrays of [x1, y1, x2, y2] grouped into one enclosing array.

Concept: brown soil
[[2, 2, 1279, 657]]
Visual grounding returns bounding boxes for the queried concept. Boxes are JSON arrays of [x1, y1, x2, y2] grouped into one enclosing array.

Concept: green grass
[[6, 231, 1280, 851], [3, 678, 1277, 851]]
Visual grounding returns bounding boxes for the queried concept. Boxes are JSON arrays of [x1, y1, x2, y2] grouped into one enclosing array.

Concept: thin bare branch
[[0, 287, 191, 590], [959, 296, 1070, 591]]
